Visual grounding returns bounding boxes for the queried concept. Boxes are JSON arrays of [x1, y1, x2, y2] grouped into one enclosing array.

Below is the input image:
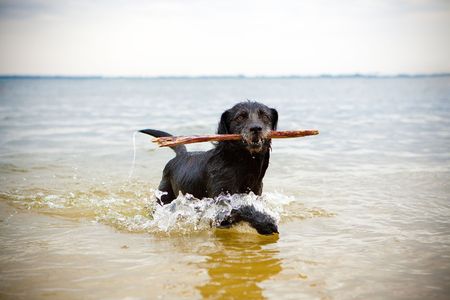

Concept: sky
[[0, 0, 449, 76]]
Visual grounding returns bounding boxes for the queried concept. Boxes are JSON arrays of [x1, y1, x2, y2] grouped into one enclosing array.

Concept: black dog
[[141, 101, 279, 234]]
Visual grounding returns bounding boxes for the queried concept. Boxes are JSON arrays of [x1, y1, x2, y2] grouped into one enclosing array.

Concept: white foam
[[147, 192, 282, 234]]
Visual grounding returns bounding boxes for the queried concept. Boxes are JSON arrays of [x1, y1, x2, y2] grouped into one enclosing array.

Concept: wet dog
[[141, 101, 279, 234]]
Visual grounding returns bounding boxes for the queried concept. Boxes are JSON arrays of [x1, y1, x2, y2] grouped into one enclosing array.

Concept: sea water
[[0, 77, 449, 299]]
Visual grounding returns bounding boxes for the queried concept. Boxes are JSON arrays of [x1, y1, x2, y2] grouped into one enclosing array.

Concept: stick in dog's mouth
[[142, 130, 319, 148]]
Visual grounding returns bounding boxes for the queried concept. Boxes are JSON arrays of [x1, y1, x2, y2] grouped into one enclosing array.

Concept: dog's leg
[[157, 176, 176, 205], [219, 206, 278, 235], [254, 182, 263, 195]]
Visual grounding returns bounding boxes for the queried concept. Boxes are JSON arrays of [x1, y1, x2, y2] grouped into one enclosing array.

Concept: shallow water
[[0, 77, 449, 299]]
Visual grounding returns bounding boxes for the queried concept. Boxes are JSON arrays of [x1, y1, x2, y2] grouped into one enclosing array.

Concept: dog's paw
[[217, 204, 278, 235]]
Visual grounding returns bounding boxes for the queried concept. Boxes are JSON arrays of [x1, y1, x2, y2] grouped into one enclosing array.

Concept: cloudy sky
[[0, 0, 449, 76]]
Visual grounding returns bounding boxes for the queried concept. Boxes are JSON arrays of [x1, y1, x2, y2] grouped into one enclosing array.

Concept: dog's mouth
[[242, 135, 266, 152], [247, 139, 264, 148]]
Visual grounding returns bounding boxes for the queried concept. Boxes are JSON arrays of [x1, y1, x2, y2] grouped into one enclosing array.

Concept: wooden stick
[[152, 130, 319, 147]]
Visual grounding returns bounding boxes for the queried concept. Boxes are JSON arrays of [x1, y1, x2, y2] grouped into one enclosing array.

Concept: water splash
[[148, 192, 283, 234], [0, 185, 332, 235]]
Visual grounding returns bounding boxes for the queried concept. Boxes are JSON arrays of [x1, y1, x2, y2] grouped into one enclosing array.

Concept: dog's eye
[[258, 111, 270, 122], [235, 112, 248, 121]]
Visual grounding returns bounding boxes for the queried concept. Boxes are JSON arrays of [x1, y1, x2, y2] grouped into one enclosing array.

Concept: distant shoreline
[[0, 73, 449, 80]]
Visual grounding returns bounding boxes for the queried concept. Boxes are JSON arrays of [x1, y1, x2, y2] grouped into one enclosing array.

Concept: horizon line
[[0, 73, 449, 80]]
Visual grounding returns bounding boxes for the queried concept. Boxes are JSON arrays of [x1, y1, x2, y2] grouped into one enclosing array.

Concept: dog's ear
[[217, 110, 230, 134], [270, 108, 278, 130]]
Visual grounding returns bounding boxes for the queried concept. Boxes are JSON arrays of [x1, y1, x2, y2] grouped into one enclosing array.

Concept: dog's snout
[[250, 125, 262, 133]]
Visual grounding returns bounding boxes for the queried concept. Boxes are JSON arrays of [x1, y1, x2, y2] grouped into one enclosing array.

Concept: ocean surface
[[0, 77, 449, 299]]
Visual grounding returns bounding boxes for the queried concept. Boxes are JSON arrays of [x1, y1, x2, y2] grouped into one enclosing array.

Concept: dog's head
[[217, 101, 278, 153]]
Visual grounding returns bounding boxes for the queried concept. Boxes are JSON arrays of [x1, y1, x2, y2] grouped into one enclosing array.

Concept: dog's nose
[[250, 126, 262, 133]]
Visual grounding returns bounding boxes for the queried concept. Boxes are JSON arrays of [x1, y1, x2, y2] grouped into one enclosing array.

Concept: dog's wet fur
[[141, 101, 279, 234]]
